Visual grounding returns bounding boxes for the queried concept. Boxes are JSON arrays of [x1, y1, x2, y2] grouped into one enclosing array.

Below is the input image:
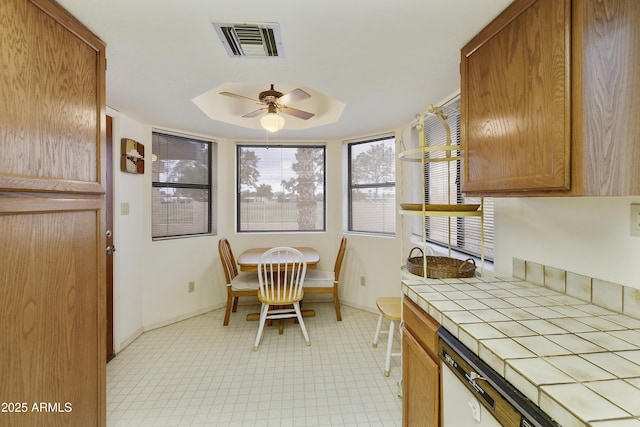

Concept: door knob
[[106, 245, 116, 255]]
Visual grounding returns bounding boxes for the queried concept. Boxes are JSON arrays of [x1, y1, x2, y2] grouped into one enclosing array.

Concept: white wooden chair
[[218, 238, 260, 326], [304, 236, 346, 320], [253, 247, 310, 350]]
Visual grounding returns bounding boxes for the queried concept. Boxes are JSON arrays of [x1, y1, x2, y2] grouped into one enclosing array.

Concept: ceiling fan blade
[[220, 91, 261, 103], [242, 109, 265, 118], [280, 106, 315, 120], [278, 88, 311, 105]]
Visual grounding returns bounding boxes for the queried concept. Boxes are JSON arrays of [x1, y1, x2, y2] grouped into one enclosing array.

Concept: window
[[151, 131, 215, 239], [416, 97, 494, 259], [237, 144, 325, 232], [347, 136, 396, 235]]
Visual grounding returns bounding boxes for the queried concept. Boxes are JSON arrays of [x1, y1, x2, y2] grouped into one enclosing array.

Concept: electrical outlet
[[360, 276, 366, 286], [188, 281, 195, 293], [121, 202, 130, 216], [631, 204, 640, 237]]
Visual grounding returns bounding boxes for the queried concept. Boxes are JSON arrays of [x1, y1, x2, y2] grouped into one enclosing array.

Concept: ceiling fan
[[220, 84, 315, 121]]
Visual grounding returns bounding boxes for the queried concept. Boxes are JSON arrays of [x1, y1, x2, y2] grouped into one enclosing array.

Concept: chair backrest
[[218, 238, 238, 284], [333, 237, 347, 281], [258, 247, 307, 303]]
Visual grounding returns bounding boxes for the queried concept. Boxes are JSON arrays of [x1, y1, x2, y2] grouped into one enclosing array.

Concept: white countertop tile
[[548, 305, 593, 318], [441, 310, 484, 325], [576, 331, 638, 351], [506, 357, 574, 403], [575, 304, 617, 316], [589, 419, 640, 426], [476, 297, 516, 309], [541, 383, 630, 425], [461, 289, 494, 299], [617, 350, 640, 365], [585, 379, 640, 416], [503, 296, 540, 307], [401, 274, 640, 425], [454, 299, 490, 310], [518, 319, 568, 335], [496, 307, 540, 321], [603, 314, 640, 329], [581, 352, 640, 378], [548, 317, 598, 333], [544, 355, 616, 381], [523, 306, 566, 319], [428, 299, 464, 312], [514, 335, 573, 356], [546, 334, 606, 353], [609, 330, 640, 347], [469, 308, 511, 322], [478, 338, 535, 376], [491, 321, 537, 337], [574, 316, 628, 332]]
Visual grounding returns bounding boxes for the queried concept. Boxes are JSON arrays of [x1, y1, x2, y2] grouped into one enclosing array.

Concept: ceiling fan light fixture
[[260, 111, 285, 132]]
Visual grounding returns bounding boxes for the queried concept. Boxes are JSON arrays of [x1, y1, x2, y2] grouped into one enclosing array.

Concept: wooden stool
[[372, 297, 402, 377]]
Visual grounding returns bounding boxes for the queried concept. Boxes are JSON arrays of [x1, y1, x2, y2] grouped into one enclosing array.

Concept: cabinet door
[[461, 0, 571, 193], [0, 0, 106, 425], [402, 329, 439, 427]]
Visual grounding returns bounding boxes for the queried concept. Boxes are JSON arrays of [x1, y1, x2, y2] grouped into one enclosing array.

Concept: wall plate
[[630, 204, 640, 237]]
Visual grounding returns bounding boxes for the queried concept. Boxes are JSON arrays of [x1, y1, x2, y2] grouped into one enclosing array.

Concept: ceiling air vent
[[213, 22, 283, 58]]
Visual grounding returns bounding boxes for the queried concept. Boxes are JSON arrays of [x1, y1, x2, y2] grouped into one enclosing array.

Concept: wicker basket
[[406, 247, 476, 278]]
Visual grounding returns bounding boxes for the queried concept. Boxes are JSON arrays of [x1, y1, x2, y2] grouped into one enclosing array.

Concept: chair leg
[[223, 297, 233, 326], [253, 303, 269, 351], [293, 302, 310, 346], [232, 296, 239, 312], [384, 320, 395, 377], [372, 313, 384, 348], [333, 287, 342, 321]]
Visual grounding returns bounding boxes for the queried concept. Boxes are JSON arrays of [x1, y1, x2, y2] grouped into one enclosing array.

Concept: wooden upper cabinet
[[461, 0, 640, 196]]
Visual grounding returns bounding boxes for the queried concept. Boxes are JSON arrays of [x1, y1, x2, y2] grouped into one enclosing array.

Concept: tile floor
[[107, 303, 403, 426]]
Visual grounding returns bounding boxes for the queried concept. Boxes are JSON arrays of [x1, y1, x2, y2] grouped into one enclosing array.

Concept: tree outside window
[[348, 136, 396, 235], [237, 145, 325, 232]]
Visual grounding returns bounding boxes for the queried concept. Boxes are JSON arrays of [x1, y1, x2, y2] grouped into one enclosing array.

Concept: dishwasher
[[438, 327, 560, 427]]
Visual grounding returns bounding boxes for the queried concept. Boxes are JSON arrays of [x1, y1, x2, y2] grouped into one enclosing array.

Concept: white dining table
[[236, 246, 320, 272]]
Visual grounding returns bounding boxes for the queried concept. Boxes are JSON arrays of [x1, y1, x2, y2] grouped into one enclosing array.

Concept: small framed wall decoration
[[121, 138, 145, 174]]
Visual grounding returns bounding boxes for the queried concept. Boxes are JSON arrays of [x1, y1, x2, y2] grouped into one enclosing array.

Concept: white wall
[[109, 111, 401, 351], [494, 197, 640, 290], [109, 109, 147, 351]]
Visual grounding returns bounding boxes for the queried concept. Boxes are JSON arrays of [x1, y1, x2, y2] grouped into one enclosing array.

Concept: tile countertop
[[402, 275, 640, 427]]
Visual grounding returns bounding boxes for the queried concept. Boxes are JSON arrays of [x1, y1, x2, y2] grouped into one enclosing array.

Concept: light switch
[[630, 204, 640, 237], [121, 202, 130, 216]]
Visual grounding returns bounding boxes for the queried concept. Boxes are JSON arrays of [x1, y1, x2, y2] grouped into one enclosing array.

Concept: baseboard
[[339, 301, 378, 315], [116, 326, 144, 354], [114, 301, 377, 356], [143, 305, 218, 333]]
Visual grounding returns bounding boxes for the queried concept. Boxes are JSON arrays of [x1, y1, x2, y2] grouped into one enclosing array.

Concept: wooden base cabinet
[[461, 0, 640, 196], [402, 298, 440, 427]]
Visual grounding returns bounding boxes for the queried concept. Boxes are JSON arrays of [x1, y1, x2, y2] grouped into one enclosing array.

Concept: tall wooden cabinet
[[461, 0, 640, 196], [0, 1, 107, 426], [402, 297, 441, 427]]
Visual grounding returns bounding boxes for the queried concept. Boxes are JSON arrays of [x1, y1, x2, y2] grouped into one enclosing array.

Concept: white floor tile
[[107, 303, 402, 426]]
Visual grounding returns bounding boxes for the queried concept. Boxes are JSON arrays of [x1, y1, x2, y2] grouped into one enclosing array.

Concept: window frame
[[151, 130, 215, 240], [347, 135, 396, 236], [236, 143, 327, 233]]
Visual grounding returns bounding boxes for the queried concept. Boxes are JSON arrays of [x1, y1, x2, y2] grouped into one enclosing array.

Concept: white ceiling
[[56, 0, 512, 141]]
